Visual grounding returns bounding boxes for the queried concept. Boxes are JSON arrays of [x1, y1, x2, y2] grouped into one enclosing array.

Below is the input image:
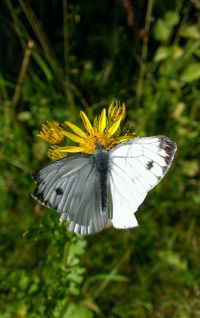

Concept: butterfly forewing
[[109, 136, 177, 229], [32, 154, 109, 234]]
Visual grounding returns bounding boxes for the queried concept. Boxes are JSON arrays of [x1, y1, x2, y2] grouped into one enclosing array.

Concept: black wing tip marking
[[32, 168, 43, 182], [146, 136, 177, 174], [31, 188, 47, 205], [158, 136, 177, 151], [142, 136, 176, 181], [32, 171, 38, 181], [158, 136, 177, 163], [157, 136, 177, 175], [32, 185, 64, 208]]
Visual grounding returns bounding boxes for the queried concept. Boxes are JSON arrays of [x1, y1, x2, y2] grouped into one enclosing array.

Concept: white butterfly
[[32, 135, 177, 234]]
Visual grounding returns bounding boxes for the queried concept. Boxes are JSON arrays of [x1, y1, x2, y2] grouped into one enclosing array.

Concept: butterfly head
[[95, 142, 107, 153]]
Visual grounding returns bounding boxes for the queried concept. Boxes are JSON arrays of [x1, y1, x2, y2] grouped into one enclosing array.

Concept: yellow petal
[[36, 132, 45, 140], [108, 101, 115, 119], [114, 134, 135, 144], [62, 131, 83, 143], [108, 101, 126, 122], [48, 152, 64, 160], [93, 116, 99, 129], [65, 121, 87, 138], [80, 111, 94, 134], [48, 146, 66, 160], [36, 121, 64, 145], [57, 146, 84, 153], [121, 102, 126, 121], [98, 108, 107, 133], [107, 115, 123, 136]]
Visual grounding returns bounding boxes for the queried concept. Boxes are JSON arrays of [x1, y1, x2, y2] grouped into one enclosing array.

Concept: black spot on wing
[[55, 188, 63, 195], [146, 160, 154, 170]]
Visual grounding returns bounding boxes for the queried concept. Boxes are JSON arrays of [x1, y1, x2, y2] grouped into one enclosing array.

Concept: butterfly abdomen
[[93, 150, 110, 213]]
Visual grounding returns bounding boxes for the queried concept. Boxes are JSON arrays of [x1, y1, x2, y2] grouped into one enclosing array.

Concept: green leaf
[[181, 63, 200, 82], [153, 19, 171, 41], [154, 46, 171, 61], [158, 250, 187, 271], [164, 11, 180, 27], [63, 304, 93, 318], [17, 111, 32, 121], [181, 25, 200, 39]]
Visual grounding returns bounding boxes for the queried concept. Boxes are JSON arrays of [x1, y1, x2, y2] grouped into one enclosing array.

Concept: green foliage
[[0, 0, 200, 317]]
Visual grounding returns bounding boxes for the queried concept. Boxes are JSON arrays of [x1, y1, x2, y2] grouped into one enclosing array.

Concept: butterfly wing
[[32, 154, 109, 234], [109, 136, 177, 229]]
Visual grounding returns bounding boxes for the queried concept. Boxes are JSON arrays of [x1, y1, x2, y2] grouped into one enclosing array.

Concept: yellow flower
[[37, 121, 64, 145], [37, 102, 135, 160], [107, 101, 126, 122], [48, 146, 66, 161]]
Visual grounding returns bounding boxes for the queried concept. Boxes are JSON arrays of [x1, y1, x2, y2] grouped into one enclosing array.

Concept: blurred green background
[[0, 0, 200, 317]]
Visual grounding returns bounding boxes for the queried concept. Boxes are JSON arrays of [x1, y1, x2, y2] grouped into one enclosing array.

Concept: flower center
[[80, 131, 113, 154]]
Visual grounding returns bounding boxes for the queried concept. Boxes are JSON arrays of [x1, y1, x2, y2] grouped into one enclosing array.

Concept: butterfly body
[[32, 136, 177, 234], [93, 146, 110, 214]]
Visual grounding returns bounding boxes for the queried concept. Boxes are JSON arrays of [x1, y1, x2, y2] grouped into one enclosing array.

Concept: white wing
[[109, 136, 177, 229], [32, 154, 109, 234]]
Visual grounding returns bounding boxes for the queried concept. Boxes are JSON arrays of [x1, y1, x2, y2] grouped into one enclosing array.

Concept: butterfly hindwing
[[32, 154, 109, 234], [109, 136, 177, 229]]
